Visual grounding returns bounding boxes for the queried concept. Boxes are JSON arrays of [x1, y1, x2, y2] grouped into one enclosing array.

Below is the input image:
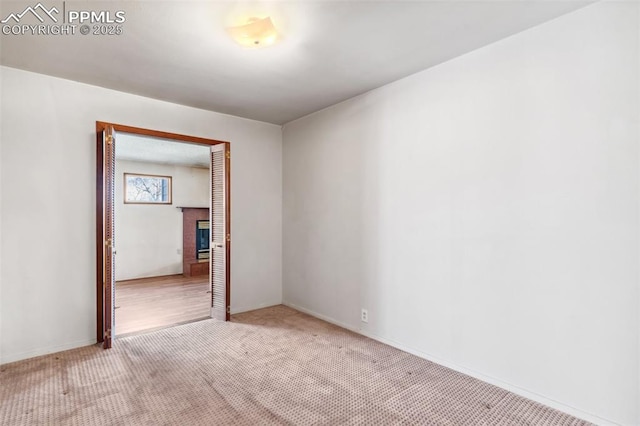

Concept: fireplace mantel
[[177, 206, 208, 211]]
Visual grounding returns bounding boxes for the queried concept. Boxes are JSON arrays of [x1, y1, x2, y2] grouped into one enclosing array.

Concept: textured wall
[[283, 3, 639, 424], [0, 67, 283, 363]]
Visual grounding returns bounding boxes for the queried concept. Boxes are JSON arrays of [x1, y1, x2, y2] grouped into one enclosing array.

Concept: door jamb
[[95, 121, 230, 345]]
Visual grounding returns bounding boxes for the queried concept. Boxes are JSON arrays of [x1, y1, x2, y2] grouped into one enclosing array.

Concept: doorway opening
[[114, 134, 210, 335], [96, 122, 231, 348]]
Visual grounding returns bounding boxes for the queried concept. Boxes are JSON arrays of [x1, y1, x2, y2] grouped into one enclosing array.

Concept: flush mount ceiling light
[[227, 17, 278, 48]]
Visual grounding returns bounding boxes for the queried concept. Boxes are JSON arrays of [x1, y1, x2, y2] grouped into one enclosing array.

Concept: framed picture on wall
[[124, 173, 172, 204]]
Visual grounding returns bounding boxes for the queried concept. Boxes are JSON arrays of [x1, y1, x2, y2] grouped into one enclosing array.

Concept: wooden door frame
[[96, 121, 231, 346]]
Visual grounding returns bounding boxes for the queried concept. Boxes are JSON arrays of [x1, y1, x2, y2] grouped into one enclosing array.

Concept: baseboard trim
[[283, 301, 616, 426], [1, 302, 282, 364], [1, 338, 98, 366]]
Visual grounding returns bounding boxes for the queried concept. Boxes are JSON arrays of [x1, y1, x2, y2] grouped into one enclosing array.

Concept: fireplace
[[179, 207, 210, 277]]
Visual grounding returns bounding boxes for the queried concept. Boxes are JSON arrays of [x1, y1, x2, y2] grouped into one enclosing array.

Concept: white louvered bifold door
[[210, 144, 229, 320]]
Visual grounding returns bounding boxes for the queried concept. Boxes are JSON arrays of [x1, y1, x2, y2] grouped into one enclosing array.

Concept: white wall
[[0, 67, 283, 364], [282, 3, 639, 425], [114, 160, 209, 281]]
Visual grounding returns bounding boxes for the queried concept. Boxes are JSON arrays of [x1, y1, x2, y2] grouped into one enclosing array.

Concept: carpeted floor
[[1, 305, 590, 425]]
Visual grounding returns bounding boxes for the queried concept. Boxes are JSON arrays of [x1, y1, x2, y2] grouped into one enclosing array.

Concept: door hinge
[[226, 233, 230, 243], [227, 306, 231, 314], [104, 328, 111, 340], [225, 151, 230, 159], [106, 135, 113, 145], [105, 238, 112, 248]]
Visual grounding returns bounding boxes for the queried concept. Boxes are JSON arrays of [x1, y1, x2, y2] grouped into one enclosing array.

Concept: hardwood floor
[[115, 274, 210, 336]]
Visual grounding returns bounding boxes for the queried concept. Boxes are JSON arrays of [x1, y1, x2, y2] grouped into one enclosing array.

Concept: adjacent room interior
[[0, 1, 638, 425], [114, 133, 212, 336]]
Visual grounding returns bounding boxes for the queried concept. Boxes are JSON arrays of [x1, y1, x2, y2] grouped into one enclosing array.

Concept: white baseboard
[[283, 301, 616, 426], [1, 338, 97, 366], [1, 301, 283, 364]]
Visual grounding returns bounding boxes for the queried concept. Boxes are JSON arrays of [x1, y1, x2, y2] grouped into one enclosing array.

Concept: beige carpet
[[1, 305, 591, 425]]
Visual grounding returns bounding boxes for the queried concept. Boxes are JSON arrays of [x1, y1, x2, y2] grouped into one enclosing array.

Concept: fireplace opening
[[196, 220, 210, 260]]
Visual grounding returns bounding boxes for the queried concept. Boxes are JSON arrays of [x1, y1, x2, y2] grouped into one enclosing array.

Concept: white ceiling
[[116, 133, 210, 168], [0, 1, 592, 124]]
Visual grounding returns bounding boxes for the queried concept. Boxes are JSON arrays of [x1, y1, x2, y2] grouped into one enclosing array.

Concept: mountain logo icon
[[1, 3, 59, 24]]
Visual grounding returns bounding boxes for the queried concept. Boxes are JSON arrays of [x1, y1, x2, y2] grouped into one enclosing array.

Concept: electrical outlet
[[177, 248, 182, 254], [361, 309, 368, 323]]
